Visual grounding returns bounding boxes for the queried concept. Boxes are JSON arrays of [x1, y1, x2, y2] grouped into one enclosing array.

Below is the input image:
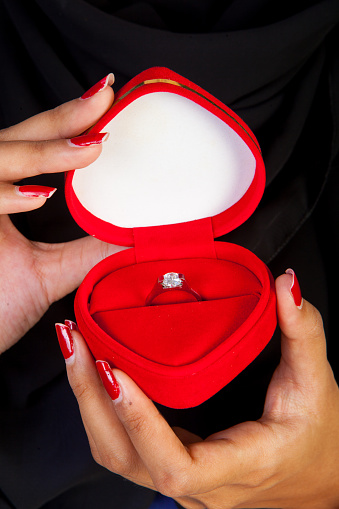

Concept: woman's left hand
[[0, 75, 124, 353], [58, 270, 339, 509]]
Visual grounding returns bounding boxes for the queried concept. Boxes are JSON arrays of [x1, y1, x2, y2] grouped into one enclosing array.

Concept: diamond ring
[[145, 272, 202, 306]]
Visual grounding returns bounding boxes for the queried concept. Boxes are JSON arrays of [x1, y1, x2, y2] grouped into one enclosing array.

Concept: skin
[[0, 82, 338, 509], [64, 280, 339, 509], [0, 82, 125, 353]]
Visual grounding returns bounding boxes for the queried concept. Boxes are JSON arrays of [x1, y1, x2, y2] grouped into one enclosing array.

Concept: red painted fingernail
[[16, 185, 57, 198], [68, 132, 109, 147], [55, 323, 74, 360], [64, 319, 78, 331], [96, 361, 121, 401], [285, 269, 303, 309], [81, 73, 115, 100]]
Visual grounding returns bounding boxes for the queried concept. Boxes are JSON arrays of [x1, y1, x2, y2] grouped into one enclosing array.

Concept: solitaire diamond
[[160, 272, 184, 289], [145, 272, 202, 305]]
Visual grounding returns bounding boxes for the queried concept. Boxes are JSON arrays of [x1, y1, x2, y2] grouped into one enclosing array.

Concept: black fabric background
[[0, 0, 338, 507]]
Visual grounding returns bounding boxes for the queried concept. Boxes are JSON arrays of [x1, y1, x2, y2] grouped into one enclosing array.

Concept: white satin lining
[[72, 92, 256, 228]]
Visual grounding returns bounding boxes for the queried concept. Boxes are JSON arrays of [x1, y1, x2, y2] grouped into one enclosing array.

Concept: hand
[[59, 270, 339, 509], [0, 74, 125, 353]]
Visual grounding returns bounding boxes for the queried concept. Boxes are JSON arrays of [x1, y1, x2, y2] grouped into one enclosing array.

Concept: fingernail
[[96, 360, 121, 401], [68, 132, 109, 147], [16, 185, 57, 198], [285, 268, 303, 309], [55, 323, 74, 360], [81, 73, 115, 100], [64, 319, 78, 331]]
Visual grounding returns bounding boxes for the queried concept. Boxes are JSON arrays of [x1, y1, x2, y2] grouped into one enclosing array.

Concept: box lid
[[65, 67, 265, 246]]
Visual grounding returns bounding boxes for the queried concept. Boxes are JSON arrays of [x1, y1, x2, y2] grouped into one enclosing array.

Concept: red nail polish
[[64, 319, 78, 331], [55, 323, 74, 360], [96, 361, 121, 400], [16, 185, 57, 198], [81, 73, 115, 100], [68, 132, 109, 147], [285, 269, 303, 309]]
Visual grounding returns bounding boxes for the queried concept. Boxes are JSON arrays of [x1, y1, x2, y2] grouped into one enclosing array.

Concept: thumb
[[275, 268, 327, 384], [37, 236, 128, 304]]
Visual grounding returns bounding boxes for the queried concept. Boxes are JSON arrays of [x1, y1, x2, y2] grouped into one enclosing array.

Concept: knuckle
[[69, 377, 95, 405], [98, 449, 139, 479], [49, 105, 67, 137], [29, 140, 49, 170], [116, 455, 140, 479], [154, 470, 191, 498], [92, 449, 113, 470], [123, 411, 146, 436], [122, 408, 163, 445]]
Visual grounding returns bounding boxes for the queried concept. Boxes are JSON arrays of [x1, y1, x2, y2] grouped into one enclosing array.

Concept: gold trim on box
[[114, 78, 260, 152]]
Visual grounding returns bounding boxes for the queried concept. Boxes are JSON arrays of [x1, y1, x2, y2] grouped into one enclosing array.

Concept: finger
[[109, 369, 277, 498], [0, 133, 108, 182], [0, 183, 56, 214], [103, 368, 199, 497], [275, 269, 328, 382], [62, 321, 102, 464], [57, 324, 153, 488], [35, 236, 128, 305], [0, 74, 114, 142]]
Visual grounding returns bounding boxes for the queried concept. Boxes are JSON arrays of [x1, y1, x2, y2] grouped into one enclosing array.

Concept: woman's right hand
[[0, 73, 124, 354]]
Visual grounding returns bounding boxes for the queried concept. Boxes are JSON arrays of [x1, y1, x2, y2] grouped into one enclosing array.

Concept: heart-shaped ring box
[[65, 67, 277, 409]]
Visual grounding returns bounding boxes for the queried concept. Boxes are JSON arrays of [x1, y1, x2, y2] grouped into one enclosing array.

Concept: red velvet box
[[65, 67, 277, 409]]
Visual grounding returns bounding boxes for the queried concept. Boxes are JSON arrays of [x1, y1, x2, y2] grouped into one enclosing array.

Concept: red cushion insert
[[93, 294, 259, 365], [89, 257, 262, 366]]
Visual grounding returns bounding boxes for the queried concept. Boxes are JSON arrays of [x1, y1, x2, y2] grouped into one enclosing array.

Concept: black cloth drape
[[0, 0, 338, 507]]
